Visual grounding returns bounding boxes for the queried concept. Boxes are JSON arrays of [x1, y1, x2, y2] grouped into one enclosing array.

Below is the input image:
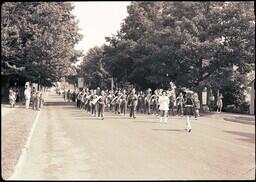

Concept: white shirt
[[159, 95, 169, 111], [24, 88, 31, 98]]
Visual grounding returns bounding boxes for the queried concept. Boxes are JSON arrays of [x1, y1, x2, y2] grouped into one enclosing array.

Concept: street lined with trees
[[78, 1, 255, 113]]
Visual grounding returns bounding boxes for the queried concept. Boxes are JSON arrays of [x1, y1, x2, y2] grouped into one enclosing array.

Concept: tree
[[79, 46, 111, 88], [104, 2, 255, 102], [1, 2, 83, 87]]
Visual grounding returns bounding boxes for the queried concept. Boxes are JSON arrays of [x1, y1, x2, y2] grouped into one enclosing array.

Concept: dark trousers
[[129, 105, 136, 118], [115, 103, 120, 114], [91, 104, 96, 116], [98, 104, 105, 118], [144, 102, 150, 114], [77, 100, 80, 108], [177, 104, 183, 115], [120, 102, 127, 115]]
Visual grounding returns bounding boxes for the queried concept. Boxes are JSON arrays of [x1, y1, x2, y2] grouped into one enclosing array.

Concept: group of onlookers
[[24, 84, 44, 110], [8, 83, 44, 110]]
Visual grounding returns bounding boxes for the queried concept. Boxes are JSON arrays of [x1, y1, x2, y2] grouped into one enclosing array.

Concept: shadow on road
[[44, 102, 75, 106], [152, 128, 186, 132], [133, 120, 160, 124], [223, 130, 255, 144]]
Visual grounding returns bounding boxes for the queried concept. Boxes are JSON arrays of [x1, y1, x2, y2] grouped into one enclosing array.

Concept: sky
[[72, 1, 131, 57]]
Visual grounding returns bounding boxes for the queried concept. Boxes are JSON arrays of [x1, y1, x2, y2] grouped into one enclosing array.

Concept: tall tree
[[1, 2, 83, 86]]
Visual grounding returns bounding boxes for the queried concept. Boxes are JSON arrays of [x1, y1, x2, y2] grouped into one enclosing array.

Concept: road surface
[[16, 92, 255, 180]]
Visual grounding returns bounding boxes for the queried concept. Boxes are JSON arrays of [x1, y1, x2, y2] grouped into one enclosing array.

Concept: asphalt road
[[17, 92, 255, 180]]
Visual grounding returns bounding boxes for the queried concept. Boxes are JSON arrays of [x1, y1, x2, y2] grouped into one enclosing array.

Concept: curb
[[223, 117, 255, 125], [8, 109, 42, 180]]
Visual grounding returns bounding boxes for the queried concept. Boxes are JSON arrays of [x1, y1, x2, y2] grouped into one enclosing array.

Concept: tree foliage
[[1, 2, 82, 86], [78, 1, 255, 107]]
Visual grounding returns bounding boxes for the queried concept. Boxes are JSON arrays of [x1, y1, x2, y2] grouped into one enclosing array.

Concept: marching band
[[63, 87, 201, 132]]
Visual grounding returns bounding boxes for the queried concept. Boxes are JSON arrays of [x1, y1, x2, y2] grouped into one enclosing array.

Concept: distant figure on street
[[144, 88, 152, 114], [63, 89, 67, 101], [216, 93, 223, 113], [137, 91, 145, 113], [209, 93, 215, 112], [97, 90, 106, 120], [31, 87, 37, 110], [24, 84, 31, 109], [9, 88, 16, 108], [91, 90, 98, 117], [39, 91, 44, 109], [168, 89, 176, 116], [35, 90, 41, 110], [120, 89, 128, 116], [67, 89, 71, 102], [158, 90, 169, 123], [176, 92, 184, 116], [184, 91, 194, 132], [193, 93, 200, 119], [128, 88, 138, 119]]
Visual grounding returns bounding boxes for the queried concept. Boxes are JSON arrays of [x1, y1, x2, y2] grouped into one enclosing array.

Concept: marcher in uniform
[[176, 92, 184, 116], [97, 90, 106, 120], [184, 91, 194, 132], [128, 88, 138, 119]]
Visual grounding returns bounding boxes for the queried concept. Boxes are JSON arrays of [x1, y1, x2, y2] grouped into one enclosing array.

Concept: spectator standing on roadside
[[216, 93, 223, 113], [39, 91, 44, 109], [9, 88, 16, 108], [35, 90, 41, 110], [209, 92, 215, 112], [176, 92, 184, 116], [31, 87, 37, 110], [193, 93, 200, 119], [24, 84, 31, 109]]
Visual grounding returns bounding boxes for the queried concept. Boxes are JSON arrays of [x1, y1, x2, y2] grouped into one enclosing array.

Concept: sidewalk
[[1, 93, 48, 180], [1, 103, 24, 118], [201, 112, 255, 125]]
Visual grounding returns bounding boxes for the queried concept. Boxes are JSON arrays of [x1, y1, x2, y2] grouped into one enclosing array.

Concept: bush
[[224, 104, 240, 113], [239, 102, 250, 114], [223, 102, 250, 114]]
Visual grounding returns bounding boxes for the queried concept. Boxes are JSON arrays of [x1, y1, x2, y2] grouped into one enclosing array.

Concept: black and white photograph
[[1, 1, 255, 180]]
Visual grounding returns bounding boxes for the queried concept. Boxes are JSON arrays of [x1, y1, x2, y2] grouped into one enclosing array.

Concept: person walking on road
[[24, 84, 31, 109], [176, 92, 184, 116], [91, 90, 98, 117], [184, 91, 194, 132], [128, 88, 138, 119], [159, 90, 169, 124], [97, 90, 106, 120], [209, 91, 215, 112]]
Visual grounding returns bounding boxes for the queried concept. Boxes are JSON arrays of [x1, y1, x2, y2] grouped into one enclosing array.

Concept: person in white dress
[[158, 91, 169, 123], [24, 84, 31, 109]]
